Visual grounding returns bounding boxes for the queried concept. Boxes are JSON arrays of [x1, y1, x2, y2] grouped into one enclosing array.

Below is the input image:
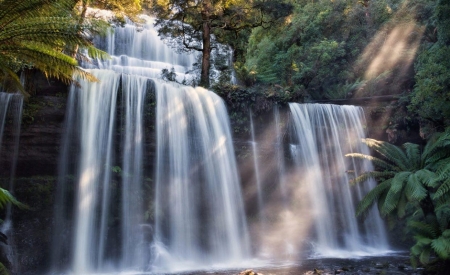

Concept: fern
[[405, 172, 427, 201], [423, 130, 450, 165], [0, 262, 9, 275], [396, 193, 408, 218], [0, 188, 27, 210], [434, 178, 450, 200], [345, 152, 400, 172], [348, 170, 396, 185], [415, 169, 438, 188], [408, 220, 438, 239], [403, 143, 420, 169], [431, 234, 450, 259], [0, 0, 106, 94], [363, 138, 409, 171], [356, 179, 391, 217]]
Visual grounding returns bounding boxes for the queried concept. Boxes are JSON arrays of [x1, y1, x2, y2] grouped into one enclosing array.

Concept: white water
[[153, 81, 250, 273], [274, 105, 287, 201], [53, 15, 250, 274], [289, 103, 389, 257], [71, 70, 120, 273], [50, 12, 393, 275], [0, 92, 23, 273], [249, 111, 264, 223]]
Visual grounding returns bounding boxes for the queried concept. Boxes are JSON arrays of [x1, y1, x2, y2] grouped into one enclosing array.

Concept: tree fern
[[363, 138, 410, 171], [403, 143, 421, 169], [349, 131, 450, 267], [0, 262, 9, 275], [0, 188, 26, 210], [396, 192, 409, 219], [423, 130, 450, 166], [348, 170, 395, 185], [431, 232, 450, 259], [408, 220, 439, 239], [345, 152, 401, 172], [356, 178, 392, 217], [0, 0, 109, 94], [405, 172, 428, 201]]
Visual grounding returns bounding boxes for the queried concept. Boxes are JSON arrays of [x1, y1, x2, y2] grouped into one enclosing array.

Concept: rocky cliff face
[[0, 77, 419, 274], [0, 76, 68, 274]]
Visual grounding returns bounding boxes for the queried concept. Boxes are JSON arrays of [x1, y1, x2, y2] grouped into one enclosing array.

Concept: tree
[[408, 0, 450, 127], [76, 0, 144, 26], [346, 130, 450, 267], [0, 0, 108, 95], [151, 0, 292, 87]]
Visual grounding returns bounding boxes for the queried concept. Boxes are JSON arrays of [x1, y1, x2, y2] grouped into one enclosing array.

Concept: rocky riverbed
[[180, 254, 427, 275]]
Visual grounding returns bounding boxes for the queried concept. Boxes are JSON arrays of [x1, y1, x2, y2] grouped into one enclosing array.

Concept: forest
[[0, 0, 450, 274]]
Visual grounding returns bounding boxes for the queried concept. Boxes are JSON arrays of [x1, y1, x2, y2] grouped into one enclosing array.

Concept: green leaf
[[405, 172, 427, 201]]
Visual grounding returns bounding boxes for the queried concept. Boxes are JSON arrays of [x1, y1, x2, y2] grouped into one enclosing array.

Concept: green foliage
[[151, 0, 292, 87], [0, 189, 26, 210], [0, 0, 110, 95], [406, 0, 450, 128], [348, 129, 450, 267], [245, 0, 389, 99], [88, 0, 144, 24], [410, 44, 450, 125], [0, 263, 9, 275]]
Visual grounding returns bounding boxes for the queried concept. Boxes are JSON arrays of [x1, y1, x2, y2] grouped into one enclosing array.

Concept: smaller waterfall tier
[[87, 15, 197, 82], [289, 103, 389, 258]]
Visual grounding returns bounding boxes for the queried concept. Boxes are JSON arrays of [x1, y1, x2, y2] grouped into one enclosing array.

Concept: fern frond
[[356, 178, 392, 217], [416, 169, 438, 188], [348, 171, 396, 185], [0, 67, 27, 96], [0, 262, 9, 275], [86, 45, 110, 61], [0, 188, 27, 210], [403, 143, 421, 169], [396, 192, 408, 218], [363, 139, 409, 171], [434, 178, 450, 200], [405, 172, 427, 201], [420, 246, 431, 264], [345, 152, 401, 172], [408, 220, 438, 239], [381, 172, 410, 215], [431, 234, 450, 259], [423, 131, 450, 165]]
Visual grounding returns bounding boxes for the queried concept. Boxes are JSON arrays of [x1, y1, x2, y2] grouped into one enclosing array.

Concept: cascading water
[[249, 111, 264, 223], [288, 103, 389, 257], [153, 82, 250, 272], [0, 92, 23, 271], [52, 15, 250, 274]]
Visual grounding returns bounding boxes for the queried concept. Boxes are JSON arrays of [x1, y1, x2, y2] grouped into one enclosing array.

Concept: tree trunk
[[200, 0, 212, 87], [71, 0, 89, 58]]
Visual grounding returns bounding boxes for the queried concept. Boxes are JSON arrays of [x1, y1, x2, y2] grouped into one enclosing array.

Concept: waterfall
[[288, 103, 389, 257], [53, 15, 250, 274], [249, 111, 264, 223], [0, 92, 23, 271], [120, 74, 148, 270], [153, 81, 250, 272], [274, 105, 287, 201]]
